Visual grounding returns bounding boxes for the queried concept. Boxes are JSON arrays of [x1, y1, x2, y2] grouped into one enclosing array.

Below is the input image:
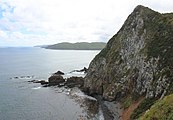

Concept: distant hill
[[44, 42, 106, 50]]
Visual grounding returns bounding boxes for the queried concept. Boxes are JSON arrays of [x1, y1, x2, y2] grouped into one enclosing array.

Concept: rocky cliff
[[84, 5, 173, 104]]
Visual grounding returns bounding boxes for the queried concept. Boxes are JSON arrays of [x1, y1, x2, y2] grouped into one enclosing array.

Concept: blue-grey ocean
[[0, 47, 100, 120]]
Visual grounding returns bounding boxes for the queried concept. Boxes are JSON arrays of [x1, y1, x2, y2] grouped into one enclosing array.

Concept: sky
[[0, 0, 173, 47]]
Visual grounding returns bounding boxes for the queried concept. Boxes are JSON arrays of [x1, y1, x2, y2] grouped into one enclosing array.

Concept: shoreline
[[69, 87, 122, 120], [96, 95, 122, 120], [25, 68, 122, 120]]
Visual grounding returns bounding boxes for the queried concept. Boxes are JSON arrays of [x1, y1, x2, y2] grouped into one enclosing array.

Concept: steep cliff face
[[84, 5, 173, 102]]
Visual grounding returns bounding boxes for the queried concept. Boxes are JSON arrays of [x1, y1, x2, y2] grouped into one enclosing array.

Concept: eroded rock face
[[84, 5, 173, 101]]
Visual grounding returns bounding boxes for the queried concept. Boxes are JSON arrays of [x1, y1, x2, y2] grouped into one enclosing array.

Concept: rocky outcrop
[[65, 76, 84, 88], [48, 75, 65, 85], [28, 70, 85, 87], [84, 5, 173, 102], [70, 67, 88, 74], [53, 70, 65, 75], [46, 71, 84, 87], [28, 80, 48, 85]]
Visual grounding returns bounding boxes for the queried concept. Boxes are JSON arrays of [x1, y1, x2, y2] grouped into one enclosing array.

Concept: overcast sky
[[0, 0, 173, 46]]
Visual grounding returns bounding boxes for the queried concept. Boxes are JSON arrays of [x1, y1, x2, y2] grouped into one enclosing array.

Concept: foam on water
[[32, 86, 41, 89]]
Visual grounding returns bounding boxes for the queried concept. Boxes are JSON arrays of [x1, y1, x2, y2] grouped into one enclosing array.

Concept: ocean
[[0, 47, 100, 120]]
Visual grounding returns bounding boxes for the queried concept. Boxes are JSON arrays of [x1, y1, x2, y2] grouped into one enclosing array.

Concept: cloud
[[0, 29, 8, 38], [0, 0, 173, 46]]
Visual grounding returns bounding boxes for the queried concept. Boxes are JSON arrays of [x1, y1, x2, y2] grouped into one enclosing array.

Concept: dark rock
[[33, 80, 41, 83], [48, 75, 65, 85], [40, 81, 49, 85], [42, 84, 49, 87], [28, 80, 37, 82], [65, 76, 84, 88], [54, 70, 64, 75], [70, 67, 88, 73], [79, 67, 88, 73], [28, 80, 48, 85]]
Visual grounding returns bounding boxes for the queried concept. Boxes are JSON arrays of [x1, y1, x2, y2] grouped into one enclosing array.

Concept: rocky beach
[[26, 68, 122, 120]]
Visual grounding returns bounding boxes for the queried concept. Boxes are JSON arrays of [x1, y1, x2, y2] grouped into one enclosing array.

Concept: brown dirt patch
[[121, 97, 144, 120]]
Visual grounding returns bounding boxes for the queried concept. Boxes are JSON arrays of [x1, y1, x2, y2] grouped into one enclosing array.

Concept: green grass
[[139, 94, 173, 120], [130, 98, 157, 120], [122, 96, 133, 109]]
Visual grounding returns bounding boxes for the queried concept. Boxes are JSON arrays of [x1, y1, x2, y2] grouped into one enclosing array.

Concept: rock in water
[[48, 75, 65, 85], [54, 70, 65, 75], [84, 5, 173, 102], [28, 80, 48, 85], [40, 81, 49, 85]]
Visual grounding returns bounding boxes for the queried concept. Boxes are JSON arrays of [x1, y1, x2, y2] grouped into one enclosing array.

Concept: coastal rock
[[40, 81, 49, 85], [76, 67, 88, 73], [84, 5, 173, 102], [65, 76, 84, 88], [53, 70, 64, 75], [81, 67, 88, 73], [70, 67, 88, 73], [28, 80, 48, 85], [11, 75, 34, 79], [48, 75, 65, 85]]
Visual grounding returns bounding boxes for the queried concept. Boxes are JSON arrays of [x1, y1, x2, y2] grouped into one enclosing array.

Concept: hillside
[[44, 42, 106, 50], [83, 5, 173, 119], [140, 94, 173, 120]]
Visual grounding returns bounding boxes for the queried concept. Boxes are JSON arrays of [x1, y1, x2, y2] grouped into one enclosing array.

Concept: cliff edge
[[84, 5, 173, 119]]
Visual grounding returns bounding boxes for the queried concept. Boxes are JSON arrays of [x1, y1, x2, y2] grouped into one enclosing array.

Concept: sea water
[[0, 47, 100, 120]]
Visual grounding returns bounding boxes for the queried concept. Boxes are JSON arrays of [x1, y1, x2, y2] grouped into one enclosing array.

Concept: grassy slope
[[139, 94, 173, 120]]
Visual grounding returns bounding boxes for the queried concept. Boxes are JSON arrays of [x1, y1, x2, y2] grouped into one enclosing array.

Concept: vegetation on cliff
[[83, 5, 173, 119], [44, 42, 106, 50], [139, 94, 173, 120]]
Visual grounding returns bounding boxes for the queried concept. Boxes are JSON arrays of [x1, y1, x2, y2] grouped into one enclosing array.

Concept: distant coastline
[[36, 42, 106, 50]]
